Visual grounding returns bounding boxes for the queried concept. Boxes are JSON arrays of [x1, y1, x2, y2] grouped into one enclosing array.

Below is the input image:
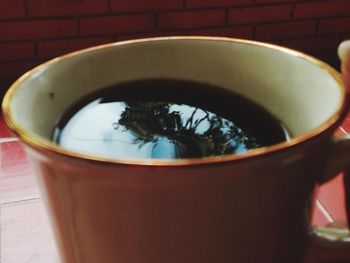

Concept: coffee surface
[[53, 79, 290, 159]]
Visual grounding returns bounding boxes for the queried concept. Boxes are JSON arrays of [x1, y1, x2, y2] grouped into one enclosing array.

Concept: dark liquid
[[53, 79, 290, 160]]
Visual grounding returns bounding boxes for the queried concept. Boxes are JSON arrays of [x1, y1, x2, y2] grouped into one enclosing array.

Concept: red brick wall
[[1, 0, 350, 96]]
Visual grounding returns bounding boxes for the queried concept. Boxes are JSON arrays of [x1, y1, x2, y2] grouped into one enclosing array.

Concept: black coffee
[[53, 79, 290, 159]]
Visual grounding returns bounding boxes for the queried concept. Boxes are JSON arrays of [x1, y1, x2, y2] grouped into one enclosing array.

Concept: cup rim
[[1, 36, 347, 166]]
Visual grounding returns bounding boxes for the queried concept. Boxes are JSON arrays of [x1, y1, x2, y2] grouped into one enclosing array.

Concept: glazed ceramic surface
[[2, 37, 350, 263]]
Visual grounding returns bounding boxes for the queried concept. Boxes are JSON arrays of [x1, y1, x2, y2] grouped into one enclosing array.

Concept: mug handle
[[305, 135, 350, 262]]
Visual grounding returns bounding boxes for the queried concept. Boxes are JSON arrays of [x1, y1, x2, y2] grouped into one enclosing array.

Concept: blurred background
[[0, 0, 349, 99]]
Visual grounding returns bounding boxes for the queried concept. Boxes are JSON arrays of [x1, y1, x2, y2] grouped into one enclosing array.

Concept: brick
[[255, 0, 294, 3], [0, 60, 43, 81], [38, 37, 114, 59], [111, 0, 183, 12], [228, 5, 292, 25], [0, 20, 78, 41], [309, 50, 340, 69], [27, 0, 108, 16], [189, 25, 253, 39], [157, 10, 226, 30], [1, 81, 12, 99], [294, 0, 350, 19], [318, 17, 350, 34], [186, 0, 252, 8], [0, 0, 25, 19], [0, 43, 35, 61], [277, 36, 341, 53], [80, 15, 155, 36], [255, 20, 317, 40]]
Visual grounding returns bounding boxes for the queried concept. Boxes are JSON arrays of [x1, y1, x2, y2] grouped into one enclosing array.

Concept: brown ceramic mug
[[2, 37, 350, 263]]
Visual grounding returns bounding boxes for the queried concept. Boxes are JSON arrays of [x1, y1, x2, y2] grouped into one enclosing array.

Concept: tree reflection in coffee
[[53, 79, 290, 159]]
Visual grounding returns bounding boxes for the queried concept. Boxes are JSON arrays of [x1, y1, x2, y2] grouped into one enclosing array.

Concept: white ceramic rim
[[1, 36, 347, 166]]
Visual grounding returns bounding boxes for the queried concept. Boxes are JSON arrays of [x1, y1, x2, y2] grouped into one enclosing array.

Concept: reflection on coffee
[[53, 79, 290, 159]]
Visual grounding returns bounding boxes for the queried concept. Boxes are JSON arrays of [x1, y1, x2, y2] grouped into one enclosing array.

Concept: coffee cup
[[2, 37, 350, 262]]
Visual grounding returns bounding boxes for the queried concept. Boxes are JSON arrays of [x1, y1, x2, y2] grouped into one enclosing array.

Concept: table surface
[[0, 116, 349, 263]]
